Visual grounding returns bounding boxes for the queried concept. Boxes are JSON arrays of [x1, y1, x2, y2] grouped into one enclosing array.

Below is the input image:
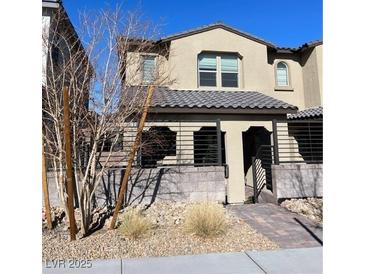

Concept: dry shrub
[[185, 202, 227, 238], [119, 208, 152, 239]]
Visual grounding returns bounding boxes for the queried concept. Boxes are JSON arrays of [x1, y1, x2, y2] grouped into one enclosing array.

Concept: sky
[[62, 0, 323, 48]]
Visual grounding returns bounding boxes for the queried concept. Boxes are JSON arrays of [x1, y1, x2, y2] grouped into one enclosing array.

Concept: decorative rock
[[43, 201, 279, 260], [281, 198, 322, 224]]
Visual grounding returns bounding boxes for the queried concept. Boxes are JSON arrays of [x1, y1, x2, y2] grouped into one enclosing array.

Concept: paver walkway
[[227, 203, 322, 248], [43, 247, 323, 274]]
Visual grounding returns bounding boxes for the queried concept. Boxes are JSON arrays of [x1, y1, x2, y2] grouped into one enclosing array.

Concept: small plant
[[184, 202, 227, 238], [119, 208, 152, 239]]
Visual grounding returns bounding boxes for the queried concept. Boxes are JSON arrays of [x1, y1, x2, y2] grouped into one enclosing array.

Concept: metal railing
[[273, 120, 323, 164], [252, 119, 323, 203], [252, 145, 274, 203], [83, 120, 224, 169]]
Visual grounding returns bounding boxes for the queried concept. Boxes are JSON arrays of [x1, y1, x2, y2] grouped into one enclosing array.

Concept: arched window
[[276, 62, 289, 86]]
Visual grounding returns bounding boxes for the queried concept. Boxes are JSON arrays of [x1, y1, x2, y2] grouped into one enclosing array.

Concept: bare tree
[[42, 5, 170, 236]]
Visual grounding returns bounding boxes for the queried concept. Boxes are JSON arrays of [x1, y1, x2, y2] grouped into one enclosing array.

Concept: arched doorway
[[242, 127, 271, 189]]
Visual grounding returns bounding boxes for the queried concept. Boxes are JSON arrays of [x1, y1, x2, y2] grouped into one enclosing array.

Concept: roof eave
[[288, 115, 323, 120], [149, 107, 297, 115]]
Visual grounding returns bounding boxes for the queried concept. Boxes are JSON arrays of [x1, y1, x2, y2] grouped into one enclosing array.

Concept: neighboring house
[[42, 0, 67, 86], [120, 23, 323, 204], [42, 0, 91, 107]]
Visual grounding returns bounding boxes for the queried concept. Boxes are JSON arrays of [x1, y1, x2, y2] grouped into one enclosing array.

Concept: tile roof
[[288, 106, 323, 119], [276, 40, 323, 53], [140, 87, 297, 112]]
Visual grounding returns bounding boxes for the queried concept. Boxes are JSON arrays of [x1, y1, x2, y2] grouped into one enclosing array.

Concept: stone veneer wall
[[271, 163, 323, 200], [45, 166, 226, 207]]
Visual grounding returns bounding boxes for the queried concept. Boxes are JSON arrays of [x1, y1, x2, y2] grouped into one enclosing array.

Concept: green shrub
[[119, 208, 151, 239], [184, 202, 227, 238]]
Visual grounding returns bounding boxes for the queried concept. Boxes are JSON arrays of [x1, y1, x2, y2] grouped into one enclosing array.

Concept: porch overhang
[[125, 86, 298, 115], [149, 106, 297, 115]]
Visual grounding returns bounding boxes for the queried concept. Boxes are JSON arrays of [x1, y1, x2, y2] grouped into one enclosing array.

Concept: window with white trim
[[198, 53, 217, 87], [276, 61, 289, 86], [142, 55, 156, 83], [221, 54, 238, 87], [198, 53, 239, 88]]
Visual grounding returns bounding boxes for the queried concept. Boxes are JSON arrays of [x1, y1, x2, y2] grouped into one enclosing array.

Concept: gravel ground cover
[[281, 198, 323, 224], [42, 202, 279, 260]]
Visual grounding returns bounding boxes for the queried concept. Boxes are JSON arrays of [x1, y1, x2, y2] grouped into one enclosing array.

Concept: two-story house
[[120, 22, 322, 204]]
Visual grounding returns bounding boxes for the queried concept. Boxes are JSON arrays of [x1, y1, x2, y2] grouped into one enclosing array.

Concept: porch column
[[221, 122, 245, 203]]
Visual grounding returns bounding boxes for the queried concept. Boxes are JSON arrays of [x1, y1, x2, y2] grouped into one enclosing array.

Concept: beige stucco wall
[[168, 28, 270, 91], [316, 45, 323, 104], [166, 28, 307, 109], [268, 57, 306, 110], [302, 45, 323, 108], [126, 52, 170, 86]]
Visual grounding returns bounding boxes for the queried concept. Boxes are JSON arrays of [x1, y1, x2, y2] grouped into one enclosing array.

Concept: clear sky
[[63, 0, 322, 48]]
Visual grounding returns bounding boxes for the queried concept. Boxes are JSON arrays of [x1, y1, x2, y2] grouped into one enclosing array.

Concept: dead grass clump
[[184, 202, 227, 238], [119, 208, 152, 239]]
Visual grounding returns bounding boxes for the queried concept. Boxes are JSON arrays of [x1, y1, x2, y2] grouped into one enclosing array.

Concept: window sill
[[198, 86, 240, 91], [274, 86, 294, 92]]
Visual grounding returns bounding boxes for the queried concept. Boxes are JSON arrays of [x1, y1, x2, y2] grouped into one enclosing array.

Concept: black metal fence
[[273, 120, 323, 164], [252, 145, 274, 203], [93, 120, 225, 169], [252, 119, 323, 202]]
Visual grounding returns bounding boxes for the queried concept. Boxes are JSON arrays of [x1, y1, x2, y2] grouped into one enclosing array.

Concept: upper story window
[[276, 61, 289, 86], [198, 53, 217, 86], [198, 52, 239, 88], [142, 55, 156, 83], [221, 54, 238, 87]]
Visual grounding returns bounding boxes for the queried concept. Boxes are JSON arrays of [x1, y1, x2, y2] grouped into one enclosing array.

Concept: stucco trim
[[198, 50, 243, 59]]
